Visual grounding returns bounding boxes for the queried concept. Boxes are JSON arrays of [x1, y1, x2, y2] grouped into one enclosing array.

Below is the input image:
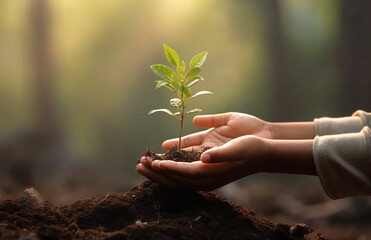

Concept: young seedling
[[149, 44, 213, 150]]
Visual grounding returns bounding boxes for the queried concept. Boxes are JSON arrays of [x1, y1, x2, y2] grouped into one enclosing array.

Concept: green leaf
[[155, 80, 167, 89], [186, 108, 202, 114], [186, 77, 203, 87], [180, 86, 192, 98], [170, 98, 182, 108], [177, 67, 184, 78], [186, 79, 199, 88], [151, 64, 181, 87], [192, 90, 213, 98], [148, 109, 177, 116], [155, 80, 176, 92], [190, 52, 207, 68], [185, 67, 201, 79], [165, 85, 177, 92], [177, 60, 187, 78], [163, 44, 180, 67]]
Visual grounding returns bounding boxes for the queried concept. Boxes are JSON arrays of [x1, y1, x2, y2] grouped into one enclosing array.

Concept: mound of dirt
[[0, 179, 324, 240], [0, 149, 327, 239]]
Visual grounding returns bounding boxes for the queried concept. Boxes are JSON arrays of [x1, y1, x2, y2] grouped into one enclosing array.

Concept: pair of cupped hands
[[136, 112, 278, 191]]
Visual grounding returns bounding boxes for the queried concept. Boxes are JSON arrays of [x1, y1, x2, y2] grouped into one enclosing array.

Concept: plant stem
[[178, 113, 184, 151], [178, 102, 185, 150], [178, 89, 185, 151]]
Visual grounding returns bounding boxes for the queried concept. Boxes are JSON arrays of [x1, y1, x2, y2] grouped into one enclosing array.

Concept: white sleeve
[[313, 126, 371, 199], [314, 110, 371, 136]]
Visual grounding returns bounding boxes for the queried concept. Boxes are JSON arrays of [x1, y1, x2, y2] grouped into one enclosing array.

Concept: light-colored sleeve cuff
[[314, 116, 363, 136], [352, 110, 371, 127], [313, 127, 371, 199], [314, 110, 371, 136]]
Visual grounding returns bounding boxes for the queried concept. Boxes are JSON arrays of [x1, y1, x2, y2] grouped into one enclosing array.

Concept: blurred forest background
[[0, 0, 371, 237]]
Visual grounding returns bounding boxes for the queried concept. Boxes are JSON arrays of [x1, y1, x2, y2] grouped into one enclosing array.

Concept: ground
[[0, 180, 320, 240]]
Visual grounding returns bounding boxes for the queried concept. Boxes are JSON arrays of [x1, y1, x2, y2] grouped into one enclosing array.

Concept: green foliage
[[164, 44, 180, 67], [148, 108, 180, 116], [150, 65, 181, 87], [190, 52, 208, 68], [149, 44, 213, 149]]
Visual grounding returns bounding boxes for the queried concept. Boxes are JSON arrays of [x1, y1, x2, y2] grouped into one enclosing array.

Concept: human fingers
[[200, 136, 259, 163], [193, 113, 234, 128], [200, 141, 241, 163], [151, 160, 243, 179], [161, 138, 179, 150], [152, 160, 208, 178], [140, 156, 153, 168], [149, 162, 217, 190], [151, 160, 247, 190], [201, 136, 265, 164], [136, 163, 210, 191], [136, 163, 182, 188], [162, 131, 206, 150]]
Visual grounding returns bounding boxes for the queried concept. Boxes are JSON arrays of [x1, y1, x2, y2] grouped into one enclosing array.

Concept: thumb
[[201, 141, 240, 163]]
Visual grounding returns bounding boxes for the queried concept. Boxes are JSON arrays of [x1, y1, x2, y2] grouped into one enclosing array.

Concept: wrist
[[269, 122, 287, 139], [253, 137, 274, 173], [268, 122, 315, 140], [266, 121, 277, 139], [260, 139, 316, 175]]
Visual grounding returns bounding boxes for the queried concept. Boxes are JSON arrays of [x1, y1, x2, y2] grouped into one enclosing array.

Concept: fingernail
[[202, 153, 211, 163]]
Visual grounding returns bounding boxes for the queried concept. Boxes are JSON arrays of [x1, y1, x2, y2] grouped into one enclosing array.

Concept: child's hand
[[136, 112, 316, 190], [136, 135, 316, 190], [162, 113, 272, 151], [137, 135, 269, 191]]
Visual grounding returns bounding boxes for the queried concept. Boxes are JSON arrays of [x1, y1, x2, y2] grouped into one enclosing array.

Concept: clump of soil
[[142, 147, 210, 162], [0, 181, 320, 240]]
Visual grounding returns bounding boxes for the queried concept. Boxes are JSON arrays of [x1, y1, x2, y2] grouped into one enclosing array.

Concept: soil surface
[[0, 149, 326, 240], [142, 147, 209, 162], [0, 180, 322, 240]]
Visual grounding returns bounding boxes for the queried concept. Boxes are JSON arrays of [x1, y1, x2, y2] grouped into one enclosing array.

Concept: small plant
[[149, 44, 213, 150]]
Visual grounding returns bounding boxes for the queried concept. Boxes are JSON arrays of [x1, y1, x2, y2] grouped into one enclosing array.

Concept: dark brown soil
[[142, 147, 210, 162], [0, 180, 321, 240], [0, 149, 326, 240]]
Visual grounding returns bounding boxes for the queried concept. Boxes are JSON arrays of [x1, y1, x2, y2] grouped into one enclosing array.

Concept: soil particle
[[0, 180, 319, 240], [19, 188, 44, 209], [290, 223, 311, 238]]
